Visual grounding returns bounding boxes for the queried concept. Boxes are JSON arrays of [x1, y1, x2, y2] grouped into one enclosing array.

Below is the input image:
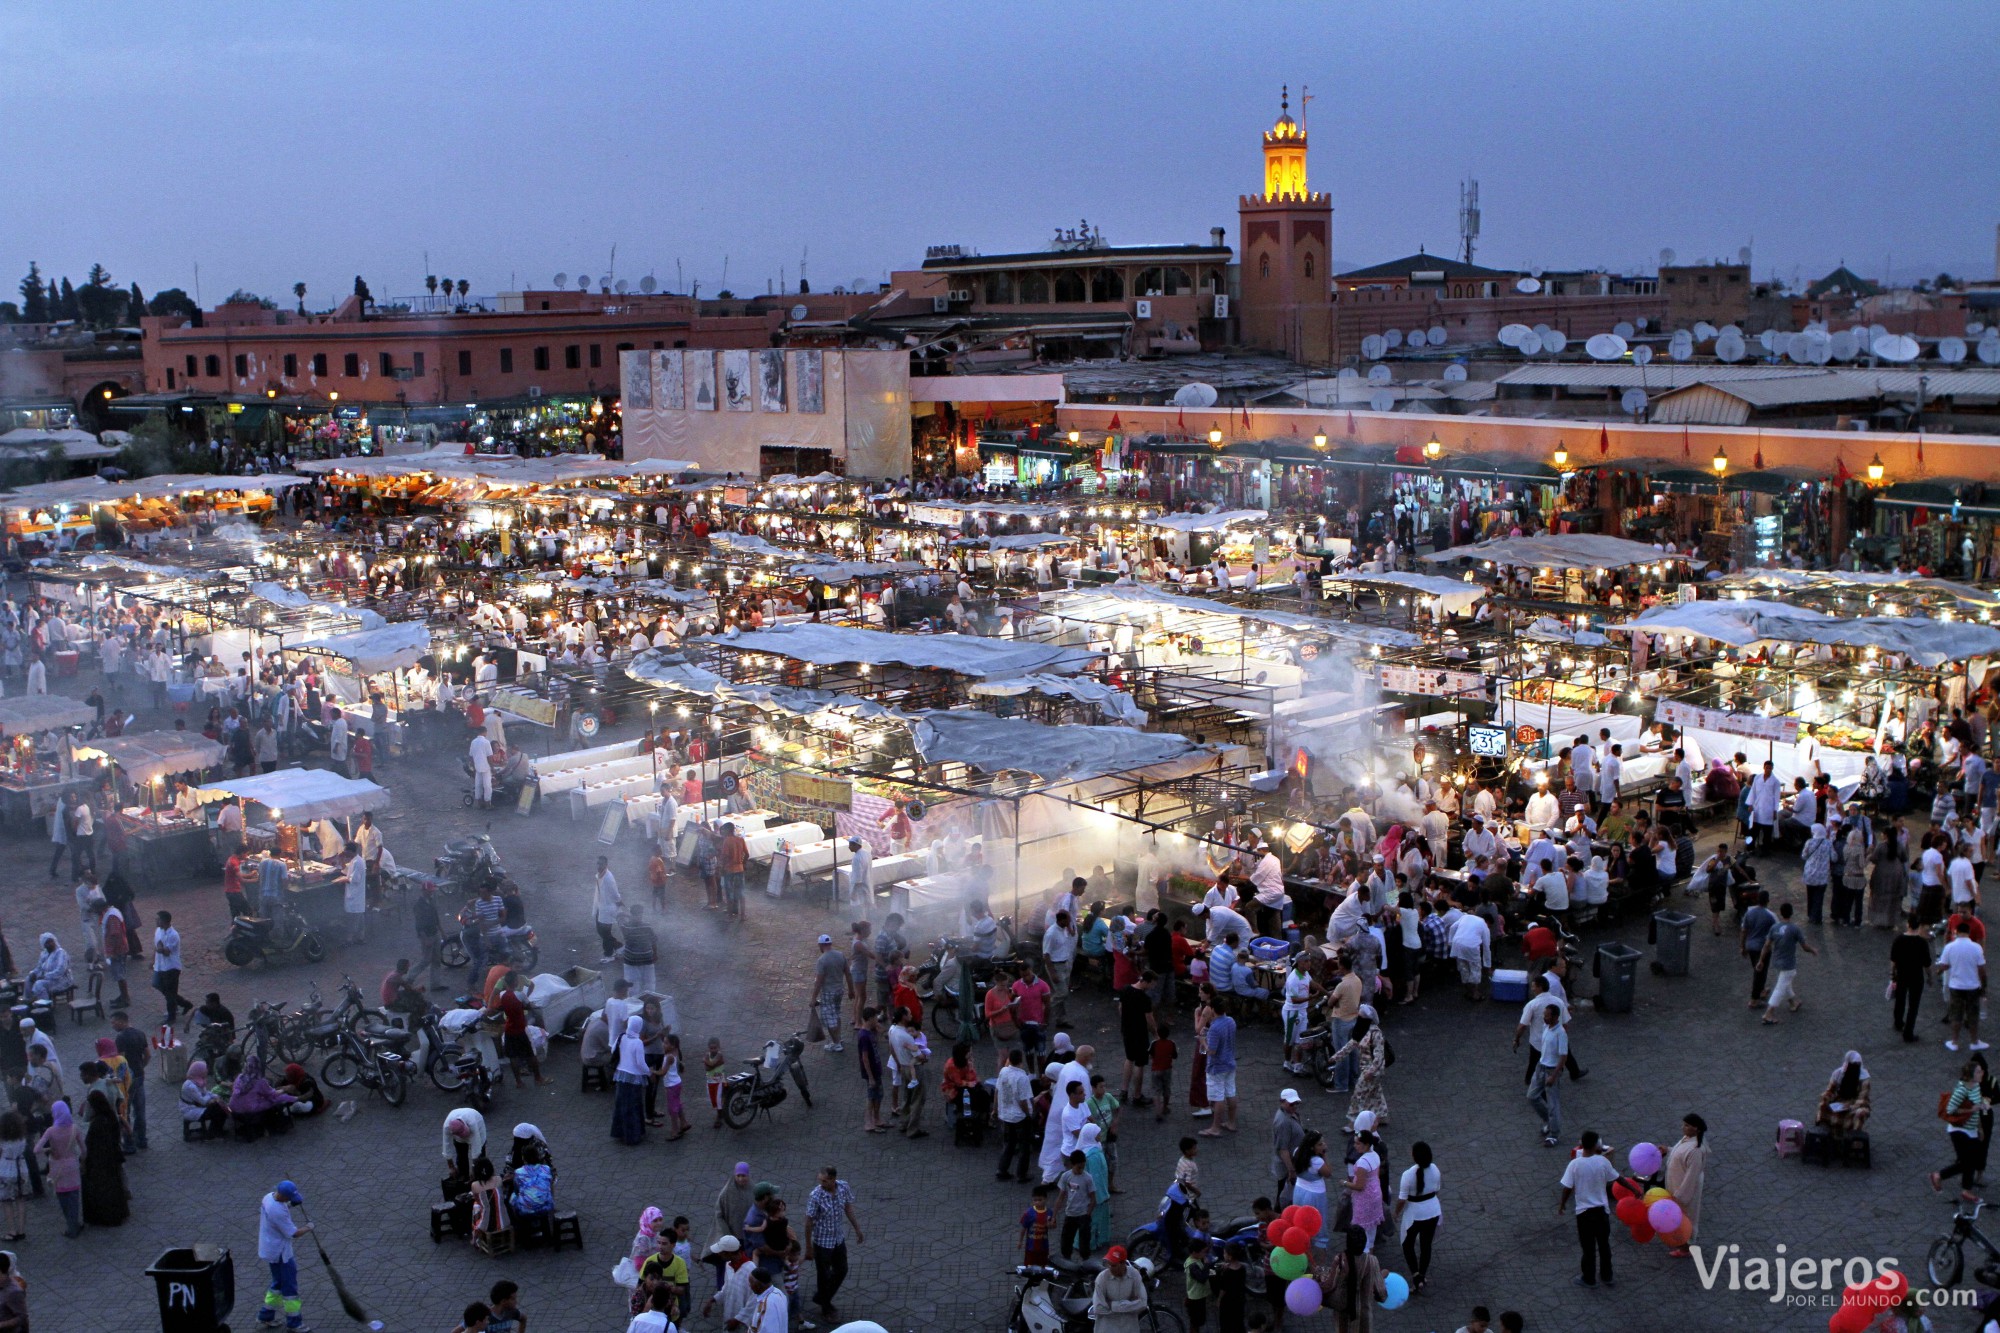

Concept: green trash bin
[[1594, 943, 1643, 1013], [147, 1244, 234, 1333]]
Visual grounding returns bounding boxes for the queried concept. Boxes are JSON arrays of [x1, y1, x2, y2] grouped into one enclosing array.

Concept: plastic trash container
[[1651, 910, 1696, 977], [1594, 943, 1643, 1014], [147, 1244, 234, 1333]]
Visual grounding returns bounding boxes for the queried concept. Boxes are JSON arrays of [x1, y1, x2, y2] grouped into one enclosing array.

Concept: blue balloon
[[1380, 1272, 1410, 1310]]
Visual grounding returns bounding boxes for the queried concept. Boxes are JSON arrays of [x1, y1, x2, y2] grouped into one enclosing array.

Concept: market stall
[[191, 769, 392, 921], [0, 695, 98, 829], [77, 731, 229, 887]]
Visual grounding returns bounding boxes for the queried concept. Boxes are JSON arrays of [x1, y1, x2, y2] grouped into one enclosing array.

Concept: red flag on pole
[[1598, 424, 1610, 456], [1681, 426, 1690, 459], [1107, 413, 1122, 431], [1346, 412, 1357, 435], [1241, 403, 1252, 429], [1754, 448, 1764, 469], [1835, 457, 1850, 483], [1176, 407, 1185, 431], [1918, 431, 1925, 463]]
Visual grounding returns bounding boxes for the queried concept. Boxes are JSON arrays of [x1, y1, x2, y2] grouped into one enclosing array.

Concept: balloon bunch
[[1264, 1205, 1322, 1311], [1609, 1144, 1693, 1250], [1827, 1269, 1908, 1333]]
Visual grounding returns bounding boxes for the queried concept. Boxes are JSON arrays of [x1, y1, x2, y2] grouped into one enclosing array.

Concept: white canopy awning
[[910, 710, 1202, 781], [966, 674, 1147, 725], [296, 448, 694, 486], [1712, 569, 2000, 609], [1044, 584, 1422, 649], [1619, 602, 2000, 669], [1326, 571, 1487, 613], [193, 769, 391, 821], [76, 731, 227, 784], [790, 559, 925, 584], [290, 622, 432, 674], [1422, 534, 1703, 572], [973, 533, 1082, 551], [250, 582, 386, 630], [0, 695, 96, 735], [1141, 509, 1266, 534], [696, 624, 1094, 678]]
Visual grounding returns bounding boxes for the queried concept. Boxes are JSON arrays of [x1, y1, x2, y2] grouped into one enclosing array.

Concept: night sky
[[5, 1, 1995, 308]]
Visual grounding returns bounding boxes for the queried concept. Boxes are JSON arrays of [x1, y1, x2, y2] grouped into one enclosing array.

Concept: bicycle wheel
[[429, 1045, 466, 1092], [440, 938, 470, 969], [1143, 1305, 1185, 1333], [1308, 1041, 1337, 1092], [378, 1065, 408, 1107], [321, 1049, 360, 1089], [932, 1002, 962, 1041], [1927, 1234, 1965, 1287], [721, 1086, 756, 1130]]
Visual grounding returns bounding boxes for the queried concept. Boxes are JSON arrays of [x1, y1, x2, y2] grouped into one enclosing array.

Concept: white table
[[835, 852, 931, 897], [746, 821, 825, 862], [777, 838, 841, 877], [673, 802, 777, 839]]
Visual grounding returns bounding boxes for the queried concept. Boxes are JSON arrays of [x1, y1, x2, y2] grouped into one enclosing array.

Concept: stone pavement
[[2, 683, 1986, 1332]]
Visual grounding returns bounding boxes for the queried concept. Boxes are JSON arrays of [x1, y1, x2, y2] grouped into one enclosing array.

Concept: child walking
[[704, 1038, 727, 1129]]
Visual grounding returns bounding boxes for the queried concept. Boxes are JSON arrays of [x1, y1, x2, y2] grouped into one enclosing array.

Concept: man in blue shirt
[[1198, 999, 1237, 1138], [1739, 889, 1777, 1008], [257, 1180, 310, 1330]]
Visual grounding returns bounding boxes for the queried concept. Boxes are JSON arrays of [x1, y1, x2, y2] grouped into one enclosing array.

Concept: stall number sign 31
[[1468, 724, 1509, 758]]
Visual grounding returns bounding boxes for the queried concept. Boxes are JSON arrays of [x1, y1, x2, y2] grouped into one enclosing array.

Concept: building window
[[1017, 272, 1049, 303], [166, 368, 176, 389], [233, 353, 248, 377], [1053, 271, 1085, 302], [1259, 255, 1271, 279], [282, 353, 297, 377], [588, 344, 601, 369], [458, 350, 472, 375], [412, 352, 425, 377], [343, 352, 359, 377], [616, 342, 634, 353], [1089, 269, 1123, 302], [500, 348, 514, 373], [983, 273, 1013, 304], [312, 353, 327, 376], [377, 352, 392, 376], [564, 345, 580, 370], [184, 354, 197, 376], [1303, 254, 1315, 279], [534, 347, 550, 372], [203, 354, 219, 377]]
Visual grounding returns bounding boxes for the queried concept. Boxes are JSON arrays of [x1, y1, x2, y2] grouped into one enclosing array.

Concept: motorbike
[[916, 931, 1017, 1040], [222, 905, 327, 968], [1005, 1259, 1180, 1333], [461, 755, 532, 809], [440, 926, 539, 974], [452, 1047, 496, 1111], [320, 1027, 410, 1107], [433, 831, 507, 898], [718, 1033, 812, 1128], [1125, 1201, 1265, 1269]]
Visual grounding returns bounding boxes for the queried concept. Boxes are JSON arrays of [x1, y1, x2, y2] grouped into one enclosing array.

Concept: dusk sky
[[5, 2, 1995, 309]]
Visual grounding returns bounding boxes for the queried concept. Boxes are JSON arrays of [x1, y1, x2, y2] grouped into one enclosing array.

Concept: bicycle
[[1927, 1196, 2000, 1287]]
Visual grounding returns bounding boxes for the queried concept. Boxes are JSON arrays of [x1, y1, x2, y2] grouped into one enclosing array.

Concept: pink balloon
[[1647, 1199, 1683, 1234], [1285, 1277, 1322, 1317], [1628, 1142, 1663, 1176]]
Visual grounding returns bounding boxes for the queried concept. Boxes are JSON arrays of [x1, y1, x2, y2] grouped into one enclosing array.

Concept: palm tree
[[292, 281, 306, 314], [425, 275, 438, 302], [456, 279, 469, 301]]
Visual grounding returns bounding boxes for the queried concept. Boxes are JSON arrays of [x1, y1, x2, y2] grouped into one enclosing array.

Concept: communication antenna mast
[[1299, 84, 1313, 135], [1458, 178, 1481, 266]]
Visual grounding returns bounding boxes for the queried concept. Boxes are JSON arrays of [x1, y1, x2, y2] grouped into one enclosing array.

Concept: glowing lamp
[[1711, 447, 1728, 476], [1552, 443, 1569, 469], [1866, 453, 1884, 484]]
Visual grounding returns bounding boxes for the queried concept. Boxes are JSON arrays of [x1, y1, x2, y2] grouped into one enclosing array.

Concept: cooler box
[[53, 650, 79, 677], [1490, 968, 1531, 1002], [1248, 937, 1291, 963]]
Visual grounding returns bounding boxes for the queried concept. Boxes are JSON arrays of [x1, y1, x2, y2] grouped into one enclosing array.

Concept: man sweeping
[[258, 1180, 311, 1331]]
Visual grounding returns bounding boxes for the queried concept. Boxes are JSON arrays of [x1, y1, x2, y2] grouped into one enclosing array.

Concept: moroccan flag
[[1346, 412, 1357, 434], [1107, 413, 1122, 430], [1177, 407, 1185, 431], [1918, 432, 1925, 464], [1681, 426, 1690, 459], [1598, 424, 1610, 456]]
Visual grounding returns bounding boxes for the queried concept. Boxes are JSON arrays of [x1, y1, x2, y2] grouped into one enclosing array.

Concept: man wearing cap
[[257, 1181, 310, 1331], [739, 1267, 788, 1333], [706, 1235, 753, 1324], [1089, 1245, 1150, 1333], [813, 935, 850, 1053], [1270, 1089, 1306, 1203], [1461, 814, 1498, 867]]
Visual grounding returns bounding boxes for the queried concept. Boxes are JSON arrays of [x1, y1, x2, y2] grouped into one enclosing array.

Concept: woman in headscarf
[[506, 1123, 556, 1220], [1077, 1122, 1113, 1252], [1314, 1224, 1386, 1333], [1800, 823, 1833, 924], [442, 1107, 488, 1183], [612, 1015, 650, 1146], [275, 1063, 323, 1116], [623, 1205, 666, 1288], [34, 1100, 82, 1237], [1288, 1132, 1331, 1250], [1816, 1052, 1871, 1136], [1869, 816, 1909, 929], [94, 1038, 131, 1134], [1343, 1128, 1387, 1253], [25, 935, 69, 1003], [1329, 1005, 1389, 1130], [1663, 1112, 1710, 1258], [79, 1090, 126, 1226], [1837, 821, 1870, 927], [179, 1060, 227, 1136], [227, 1056, 295, 1134]]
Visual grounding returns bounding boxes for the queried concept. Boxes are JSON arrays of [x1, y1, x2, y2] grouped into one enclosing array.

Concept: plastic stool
[[1842, 1132, 1872, 1168], [1801, 1126, 1836, 1166], [552, 1210, 584, 1250], [1774, 1119, 1804, 1157]]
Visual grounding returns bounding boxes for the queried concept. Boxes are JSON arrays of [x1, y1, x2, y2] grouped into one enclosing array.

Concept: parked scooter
[[433, 830, 507, 898], [222, 904, 327, 968], [718, 1033, 812, 1128]]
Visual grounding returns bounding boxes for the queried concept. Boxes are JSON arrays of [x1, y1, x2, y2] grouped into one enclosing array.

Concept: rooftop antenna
[[1299, 84, 1313, 135], [1458, 178, 1480, 266], [675, 259, 684, 294], [608, 243, 617, 283], [800, 245, 808, 294], [720, 255, 730, 291]]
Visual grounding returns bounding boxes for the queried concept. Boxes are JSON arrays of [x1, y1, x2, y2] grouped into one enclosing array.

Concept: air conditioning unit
[[1213, 295, 1230, 319], [949, 289, 973, 303], [932, 296, 950, 313], [1134, 299, 1153, 319], [527, 385, 543, 398]]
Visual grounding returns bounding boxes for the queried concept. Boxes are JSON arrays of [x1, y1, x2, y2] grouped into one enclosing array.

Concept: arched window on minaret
[[1304, 254, 1314, 280], [1260, 254, 1271, 279]]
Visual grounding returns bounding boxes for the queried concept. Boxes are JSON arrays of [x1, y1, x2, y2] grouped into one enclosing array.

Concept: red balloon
[[1610, 1179, 1637, 1205], [1281, 1227, 1312, 1254], [1847, 1269, 1910, 1312], [1628, 1220, 1655, 1245], [1828, 1305, 1871, 1333], [1281, 1206, 1305, 1228], [1614, 1197, 1645, 1228], [1293, 1206, 1323, 1235], [1265, 1220, 1289, 1245]]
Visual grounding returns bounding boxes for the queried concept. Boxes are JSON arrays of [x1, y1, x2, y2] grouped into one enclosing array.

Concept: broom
[[295, 1203, 385, 1329]]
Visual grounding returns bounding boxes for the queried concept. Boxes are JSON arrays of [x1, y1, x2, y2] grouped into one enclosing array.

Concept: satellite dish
[[639, 275, 658, 294], [553, 272, 568, 288], [578, 275, 592, 290], [1517, 330, 1544, 355], [790, 303, 809, 321], [1635, 317, 1650, 332], [1442, 363, 1468, 382], [1669, 330, 1694, 362], [1171, 383, 1219, 408], [1543, 330, 1568, 354], [1805, 331, 1832, 365], [1426, 325, 1447, 346], [1613, 321, 1635, 340], [1868, 323, 1888, 341], [1938, 336, 1968, 364], [1360, 334, 1387, 360], [1516, 277, 1542, 294], [1384, 329, 1404, 349], [1368, 389, 1395, 413], [1659, 248, 1677, 267], [1979, 338, 2000, 366], [1968, 322, 1985, 335], [1873, 334, 1920, 363], [1715, 331, 1746, 362], [1829, 329, 1860, 361], [1620, 389, 1649, 414], [1738, 246, 1753, 266], [1367, 364, 1393, 384], [1337, 366, 1360, 380], [1720, 325, 1742, 339], [1497, 323, 1530, 348], [1585, 333, 1627, 361], [614, 279, 629, 294], [1633, 345, 1654, 366], [1785, 333, 1810, 363], [1530, 266, 1544, 278], [1693, 321, 1717, 341], [1533, 323, 1551, 338], [1759, 329, 1780, 354]]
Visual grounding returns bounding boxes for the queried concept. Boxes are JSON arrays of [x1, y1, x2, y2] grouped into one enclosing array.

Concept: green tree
[[126, 281, 145, 324], [147, 288, 199, 320], [76, 263, 121, 327], [292, 281, 306, 313], [353, 275, 372, 307], [0, 302, 20, 323], [222, 289, 277, 310], [55, 277, 77, 321], [18, 264, 48, 322], [425, 275, 438, 298], [456, 279, 469, 301]]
